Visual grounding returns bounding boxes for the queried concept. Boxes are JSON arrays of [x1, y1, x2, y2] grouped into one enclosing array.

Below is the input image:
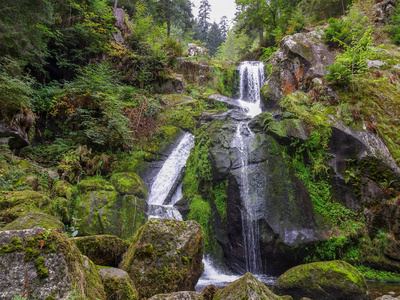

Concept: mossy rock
[[0, 190, 53, 218], [275, 260, 371, 300], [1, 212, 64, 232], [110, 172, 148, 198], [214, 272, 282, 300], [52, 180, 72, 198], [78, 178, 115, 193], [73, 235, 130, 267], [99, 267, 138, 300], [142, 125, 184, 155], [77, 191, 146, 239], [0, 228, 106, 299], [120, 219, 204, 299]]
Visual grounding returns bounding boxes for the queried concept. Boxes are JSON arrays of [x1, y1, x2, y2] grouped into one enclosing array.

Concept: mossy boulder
[[110, 172, 148, 198], [0, 228, 106, 299], [1, 212, 64, 232], [52, 180, 72, 198], [0, 190, 53, 219], [78, 178, 115, 193], [149, 291, 203, 299], [99, 267, 138, 300], [275, 260, 371, 300], [214, 272, 282, 300], [73, 235, 130, 267], [120, 219, 204, 299], [77, 191, 146, 239]]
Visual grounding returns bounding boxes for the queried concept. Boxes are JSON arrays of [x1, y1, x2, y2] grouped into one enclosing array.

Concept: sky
[[191, 0, 237, 25]]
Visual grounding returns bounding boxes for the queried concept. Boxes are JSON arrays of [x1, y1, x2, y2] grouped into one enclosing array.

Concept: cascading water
[[146, 133, 194, 220], [234, 61, 265, 274]]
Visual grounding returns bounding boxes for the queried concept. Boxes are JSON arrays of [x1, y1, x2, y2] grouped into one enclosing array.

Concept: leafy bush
[[388, 2, 400, 45]]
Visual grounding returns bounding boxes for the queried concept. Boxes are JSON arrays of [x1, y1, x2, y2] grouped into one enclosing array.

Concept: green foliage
[[213, 181, 228, 220], [0, 58, 33, 121], [187, 195, 212, 233], [356, 266, 400, 282], [298, 0, 353, 22], [387, 2, 400, 45], [304, 235, 350, 262]]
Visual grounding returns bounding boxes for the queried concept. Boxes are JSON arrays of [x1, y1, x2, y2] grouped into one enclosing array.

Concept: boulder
[[120, 219, 204, 299], [78, 178, 115, 193], [262, 32, 335, 108], [52, 180, 72, 198], [73, 235, 130, 267], [177, 58, 211, 85], [149, 291, 204, 300], [99, 267, 138, 300], [373, 0, 398, 23], [275, 260, 371, 300], [1, 212, 64, 232], [214, 272, 282, 300], [154, 75, 185, 94], [77, 191, 146, 239], [0, 190, 53, 220], [201, 284, 219, 300], [0, 228, 106, 299], [110, 172, 148, 198]]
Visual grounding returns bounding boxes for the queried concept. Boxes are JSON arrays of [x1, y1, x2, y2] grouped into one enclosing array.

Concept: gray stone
[[373, 0, 398, 23], [149, 291, 203, 300], [99, 267, 138, 300], [154, 74, 185, 94], [0, 119, 30, 149]]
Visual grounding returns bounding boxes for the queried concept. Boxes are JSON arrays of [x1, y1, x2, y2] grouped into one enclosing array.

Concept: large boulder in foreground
[[120, 219, 204, 299], [72, 235, 130, 267], [275, 260, 371, 300], [1, 212, 64, 232], [0, 228, 106, 299], [214, 272, 282, 300], [99, 267, 138, 300]]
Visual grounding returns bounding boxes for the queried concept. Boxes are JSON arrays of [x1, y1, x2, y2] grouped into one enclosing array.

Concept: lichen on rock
[[99, 267, 138, 300], [110, 172, 148, 198], [1, 212, 64, 232]]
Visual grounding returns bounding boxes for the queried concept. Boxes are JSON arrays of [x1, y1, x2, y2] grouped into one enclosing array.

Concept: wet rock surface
[[99, 267, 138, 300]]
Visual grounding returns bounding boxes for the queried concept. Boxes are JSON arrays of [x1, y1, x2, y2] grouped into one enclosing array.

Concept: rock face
[[262, 32, 335, 108], [214, 272, 282, 300], [72, 235, 130, 267], [275, 261, 371, 300], [120, 219, 204, 299], [153, 74, 185, 94], [149, 291, 204, 300], [110, 172, 148, 198], [1, 212, 64, 232], [0, 228, 106, 299], [373, 0, 398, 23], [0, 119, 31, 149], [99, 267, 138, 300], [177, 59, 211, 85]]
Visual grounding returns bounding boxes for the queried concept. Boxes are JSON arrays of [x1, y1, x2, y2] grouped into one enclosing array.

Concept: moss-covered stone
[[214, 272, 282, 300], [120, 219, 204, 299], [0, 190, 53, 219], [110, 172, 148, 198], [77, 191, 146, 239], [52, 180, 72, 198], [1, 212, 64, 232], [275, 260, 371, 300], [73, 235, 130, 267], [0, 228, 106, 299], [78, 178, 115, 193], [99, 267, 139, 300], [149, 291, 204, 299]]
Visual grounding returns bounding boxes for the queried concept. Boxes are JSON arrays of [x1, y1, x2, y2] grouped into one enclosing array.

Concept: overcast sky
[[191, 0, 237, 25]]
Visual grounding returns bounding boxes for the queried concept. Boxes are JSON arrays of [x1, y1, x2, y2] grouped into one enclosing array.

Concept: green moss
[[34, 256, 50, 278], [110, 172, 148, 198], [212, 181, 228, 221], [11, 237, 22, 245], [44, 296, 55, 300]]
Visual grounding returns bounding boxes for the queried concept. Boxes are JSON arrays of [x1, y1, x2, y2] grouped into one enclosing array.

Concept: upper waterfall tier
[[237, 61, 265, 118]]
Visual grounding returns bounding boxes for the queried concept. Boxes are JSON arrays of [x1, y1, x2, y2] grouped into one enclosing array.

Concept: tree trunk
[[258, 27, 263, 46], [114, 0, 118, 10], [167, 19, 171, 38]]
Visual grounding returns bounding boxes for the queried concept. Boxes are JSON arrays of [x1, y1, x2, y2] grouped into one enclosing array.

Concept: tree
[[155, 0, 193, 38], [219, 16, 229, 40], [198, 0, 212, 41], [207, 22, 224, 56]]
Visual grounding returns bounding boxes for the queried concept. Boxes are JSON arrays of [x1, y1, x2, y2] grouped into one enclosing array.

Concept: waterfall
[[147, 133, 194, 220], [237, 61, 265, 118], [234, 61, 265, 274]]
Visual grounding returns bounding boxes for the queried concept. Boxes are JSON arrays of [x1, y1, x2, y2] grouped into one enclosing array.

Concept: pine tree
[[207, 22, 224, 56], [198, 0, 211, 42], [219, 16, 229, 40], [155, 0, 193, 37]]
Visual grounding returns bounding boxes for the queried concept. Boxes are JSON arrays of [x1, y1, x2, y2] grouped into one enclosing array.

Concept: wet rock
[[77, 191, 146, 239], [110, 172, 148, 198], [201, 284, 219, 300], [208, 94, 242, 109], [0, 228, 106, 299], [120, 219, 204, 299], [72, 235, 130, 267], [275, 260, 371, 300], [214, 272, 282, 300], [1, 212, 64, 232], [149, 291, 204, 300], [262, 31, 335, 107], [99, 267, 138, 300]]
